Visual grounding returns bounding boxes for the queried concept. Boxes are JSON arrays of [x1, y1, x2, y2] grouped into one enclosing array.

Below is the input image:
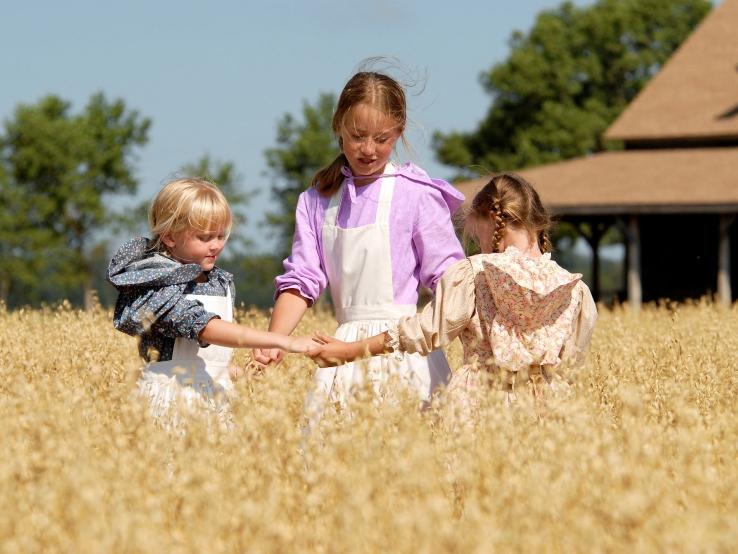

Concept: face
[[163, 227, 227, 272], [339, 103, 402, 177]]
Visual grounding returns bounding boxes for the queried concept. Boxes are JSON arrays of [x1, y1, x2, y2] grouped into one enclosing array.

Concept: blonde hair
[[148, 178, 233, 251], [465, 173, 552, 253], [312, 71, 409, 196]]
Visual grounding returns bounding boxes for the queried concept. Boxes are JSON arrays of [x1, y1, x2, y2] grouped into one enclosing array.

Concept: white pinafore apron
[[138, 291, 234, 424], [307, 165, 451, 415]]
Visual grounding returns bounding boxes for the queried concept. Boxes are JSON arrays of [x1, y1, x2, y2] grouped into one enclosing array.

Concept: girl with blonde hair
[[108, 178, 315, 424]]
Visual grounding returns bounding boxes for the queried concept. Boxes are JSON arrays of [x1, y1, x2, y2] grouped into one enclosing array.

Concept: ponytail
[[312, 153, 348, 197]]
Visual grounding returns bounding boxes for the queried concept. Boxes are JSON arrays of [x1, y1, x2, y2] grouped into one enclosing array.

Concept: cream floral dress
[[386, 246, 597, 420]]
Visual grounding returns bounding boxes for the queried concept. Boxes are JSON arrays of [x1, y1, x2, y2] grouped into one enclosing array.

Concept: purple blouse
[[275, 162, 465, 306]]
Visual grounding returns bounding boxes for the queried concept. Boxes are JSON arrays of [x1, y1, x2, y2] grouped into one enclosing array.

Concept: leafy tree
[[227, 253, 284, 309], [0, 93, 150, 307], [433, 0, 711, 178], [264, 93, 338, 258], [0, 161, 51, 303]]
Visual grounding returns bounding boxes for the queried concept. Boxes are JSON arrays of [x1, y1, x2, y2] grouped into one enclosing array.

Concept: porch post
[[577, 221, 606, 303], [627, 215, 642, 310], [718, 214, 735, 305]]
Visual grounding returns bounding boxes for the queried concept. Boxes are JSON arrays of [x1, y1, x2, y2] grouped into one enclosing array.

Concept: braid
[[491, 198, 507, 253], [539, 230, 552, 253], [469, 172, 552, 255]]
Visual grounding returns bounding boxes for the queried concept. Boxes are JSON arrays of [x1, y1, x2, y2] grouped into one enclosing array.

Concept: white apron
[[308, 165, 451, 414], [138, 291, 234, 424]]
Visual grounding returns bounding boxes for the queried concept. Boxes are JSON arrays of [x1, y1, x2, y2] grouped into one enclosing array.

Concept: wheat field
[[1, 300, 736, 553]]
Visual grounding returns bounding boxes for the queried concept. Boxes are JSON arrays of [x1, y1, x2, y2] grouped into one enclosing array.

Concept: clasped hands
[[252, 333, 361, 368]]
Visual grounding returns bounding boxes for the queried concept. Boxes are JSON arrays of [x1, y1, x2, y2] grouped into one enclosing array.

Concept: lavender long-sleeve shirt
[[275, 163, 465, 306]]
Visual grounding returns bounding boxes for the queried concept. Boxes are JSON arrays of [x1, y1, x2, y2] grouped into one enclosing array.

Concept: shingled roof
[[604, 0, 738, 144], [455, 148, 738, 215], [456, 1, 738, 212]]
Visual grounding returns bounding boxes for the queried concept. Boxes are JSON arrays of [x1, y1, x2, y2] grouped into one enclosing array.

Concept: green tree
[[0, 160, 52, 303], [433, 0, 711, 178], [264, 93, 338, 258], [0, 93, 150, 307]]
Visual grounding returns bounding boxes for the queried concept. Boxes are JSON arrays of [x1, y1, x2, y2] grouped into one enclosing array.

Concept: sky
[[1, 0, 593, 251]]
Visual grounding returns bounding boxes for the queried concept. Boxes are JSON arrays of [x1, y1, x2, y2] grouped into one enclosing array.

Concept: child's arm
[[254, 191, 328, 366], [253, 290, 310, 365], [309, 259, 477, 366], [558, 283, 598, 366], [200, 318, 316, 353], [309, 333, 389, 367]]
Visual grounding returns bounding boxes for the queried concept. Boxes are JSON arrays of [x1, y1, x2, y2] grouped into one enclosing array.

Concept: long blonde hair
[[148, 178, 232, 251], [466, 173, 552, 253], [312, 71, 409, 196]]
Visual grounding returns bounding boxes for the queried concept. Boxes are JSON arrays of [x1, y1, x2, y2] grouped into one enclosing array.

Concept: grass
[[0, 300, 736, 552]]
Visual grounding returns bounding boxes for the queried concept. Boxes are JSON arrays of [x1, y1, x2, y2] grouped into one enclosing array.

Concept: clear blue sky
[[1, 0, 592, 250]]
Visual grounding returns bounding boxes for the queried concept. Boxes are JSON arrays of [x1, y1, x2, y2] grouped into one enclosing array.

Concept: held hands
[[251, 337, 321, 368], [286, 336, 322, 354], [251, 332, 371, 369], [252, 347, 284, 366], [307, 333, 360, 368]]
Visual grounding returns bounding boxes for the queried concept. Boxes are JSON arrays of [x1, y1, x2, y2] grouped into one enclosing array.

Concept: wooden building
[[457, 0, 738, 307]]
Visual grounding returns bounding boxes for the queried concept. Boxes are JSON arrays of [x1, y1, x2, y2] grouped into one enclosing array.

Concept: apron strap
[[324, 170, 395, 228], [375, 174, 394, 225], [324, 183, 343, 227], [224, 285, 233, 323]]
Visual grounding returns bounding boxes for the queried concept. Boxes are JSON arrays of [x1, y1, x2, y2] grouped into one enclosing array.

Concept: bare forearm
[[200, 318, 293, 350], [341, 333, 389, 362], [269, 289, 310, 334]]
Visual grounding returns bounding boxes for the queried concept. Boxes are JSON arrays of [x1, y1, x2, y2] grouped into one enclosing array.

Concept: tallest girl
[[254, 69, 465, 408]]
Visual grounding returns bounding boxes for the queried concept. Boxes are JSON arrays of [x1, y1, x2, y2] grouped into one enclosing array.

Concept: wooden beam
[[576, 221, 610, 303], [550, 204, 738, 216], [718, 215, 735, 305]]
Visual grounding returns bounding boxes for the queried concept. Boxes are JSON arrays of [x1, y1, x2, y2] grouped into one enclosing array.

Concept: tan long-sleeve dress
[[386, 247, 598, 418]]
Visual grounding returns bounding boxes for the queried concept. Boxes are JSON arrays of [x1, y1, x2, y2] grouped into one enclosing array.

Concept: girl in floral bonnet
[[309, 173, 597, 417]]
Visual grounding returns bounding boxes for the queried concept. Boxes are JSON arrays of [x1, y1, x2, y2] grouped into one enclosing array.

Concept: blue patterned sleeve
[[109, 237, 225, 346], [113, 284, 219, 346]]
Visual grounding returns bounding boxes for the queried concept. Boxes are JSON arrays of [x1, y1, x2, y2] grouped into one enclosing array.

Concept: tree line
[[0, 0, 710, 308]]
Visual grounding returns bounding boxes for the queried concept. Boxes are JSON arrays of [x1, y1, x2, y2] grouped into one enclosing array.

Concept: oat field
[[1, 301, 737, 553]]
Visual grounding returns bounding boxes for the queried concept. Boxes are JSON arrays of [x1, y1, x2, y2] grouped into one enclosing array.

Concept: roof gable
[[604, 0, 738, 144]]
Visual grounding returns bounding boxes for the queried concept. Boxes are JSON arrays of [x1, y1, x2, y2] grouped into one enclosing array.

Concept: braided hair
[[468, 173, 552, 254], [490, 196, 507, 253]]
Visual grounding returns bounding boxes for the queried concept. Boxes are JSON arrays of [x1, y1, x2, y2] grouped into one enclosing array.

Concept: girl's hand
[[252, 348, 284, 367], [312, 333, 340, 346], [285, 336, 321, 354], [307, 334, 358, 367]]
